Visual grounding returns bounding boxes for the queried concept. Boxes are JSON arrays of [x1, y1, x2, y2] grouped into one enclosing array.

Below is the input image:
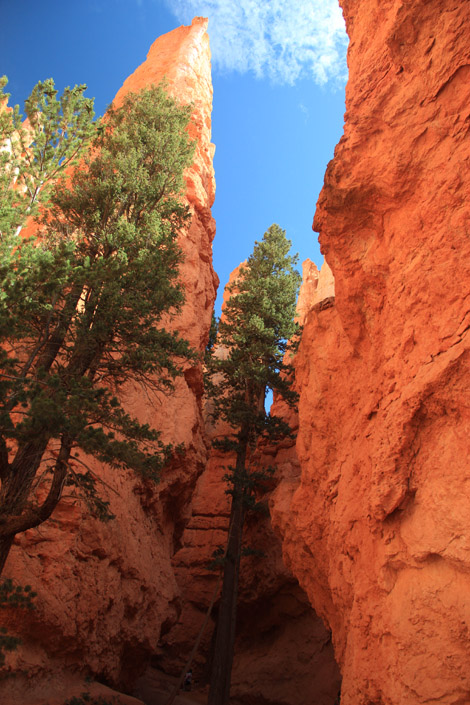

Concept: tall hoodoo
[[2, 18, 218, 704], [271, 1, 470, 703], [114, 16, 218, 352]]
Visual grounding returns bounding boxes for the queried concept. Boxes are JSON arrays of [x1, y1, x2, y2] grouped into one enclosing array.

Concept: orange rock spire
[[2, 18, 217, 705]]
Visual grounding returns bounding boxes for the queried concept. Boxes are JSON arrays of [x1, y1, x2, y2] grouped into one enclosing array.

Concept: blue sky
[[1, 0, 348, 314]]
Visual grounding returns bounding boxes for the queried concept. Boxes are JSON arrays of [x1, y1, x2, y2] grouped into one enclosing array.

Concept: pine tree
[[0, 76, 96, 239], [0, 83, 197, 575], [206, 224, 301, 705]]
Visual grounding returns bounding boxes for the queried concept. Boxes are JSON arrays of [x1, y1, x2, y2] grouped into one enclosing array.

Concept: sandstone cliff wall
[[271, 2, 470, 703], [2, 18, 217, 704]]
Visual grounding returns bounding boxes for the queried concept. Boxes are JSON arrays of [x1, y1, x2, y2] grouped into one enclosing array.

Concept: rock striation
[[271, 1, 470, 703], [1, 18, 217, 703]]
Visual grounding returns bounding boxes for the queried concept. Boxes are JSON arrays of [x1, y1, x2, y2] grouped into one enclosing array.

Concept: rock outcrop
[[271, 1, 470, 703], [296, 259, 335, 323], [1, 18, 217, 703]]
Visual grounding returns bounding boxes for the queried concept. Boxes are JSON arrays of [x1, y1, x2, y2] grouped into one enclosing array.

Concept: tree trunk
[[0, 435, 71, 578], [208, 437, 248, 705]]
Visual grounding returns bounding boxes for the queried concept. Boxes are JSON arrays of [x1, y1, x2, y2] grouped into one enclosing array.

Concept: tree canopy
[[0, 76, 96, 239], [0, 80, 196, 575]]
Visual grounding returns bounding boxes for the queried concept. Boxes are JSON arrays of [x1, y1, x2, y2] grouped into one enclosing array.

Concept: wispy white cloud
[[165, 0, 348, 85]]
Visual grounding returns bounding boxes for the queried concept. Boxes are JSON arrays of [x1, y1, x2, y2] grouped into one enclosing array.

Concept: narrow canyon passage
[[2, 1, 470, 704]]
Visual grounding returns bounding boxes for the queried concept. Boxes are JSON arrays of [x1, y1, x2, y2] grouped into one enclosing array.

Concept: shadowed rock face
[[271, 1, 470, 703], [2, 18, 217, 702]]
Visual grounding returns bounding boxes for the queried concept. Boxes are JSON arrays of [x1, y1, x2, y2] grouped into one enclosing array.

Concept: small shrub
[[0, 579, 37, 666]]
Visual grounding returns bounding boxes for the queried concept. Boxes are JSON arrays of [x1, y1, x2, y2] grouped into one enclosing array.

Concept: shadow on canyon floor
[[132, 668, 208, 705]]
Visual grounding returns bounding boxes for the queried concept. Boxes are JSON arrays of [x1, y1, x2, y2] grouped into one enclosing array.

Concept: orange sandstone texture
[[296, 259, 335, 324], [2, 18, 217, 702], [271, 1, 470, 704]]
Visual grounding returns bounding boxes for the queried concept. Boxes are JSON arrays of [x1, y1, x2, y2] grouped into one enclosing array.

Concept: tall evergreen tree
[[0, 83, 196, 575], [206, 224, 301, 705]]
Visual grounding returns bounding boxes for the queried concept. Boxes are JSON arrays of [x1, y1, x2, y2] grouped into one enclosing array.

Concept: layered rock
[[271, 1, 470, 703], [1, 17, 217, 703]]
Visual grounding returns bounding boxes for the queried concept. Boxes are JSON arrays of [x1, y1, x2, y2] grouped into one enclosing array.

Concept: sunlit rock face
[[2, 18, 217, 703], [271, 1, 470, 703], [160, 264, 341, 705]]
